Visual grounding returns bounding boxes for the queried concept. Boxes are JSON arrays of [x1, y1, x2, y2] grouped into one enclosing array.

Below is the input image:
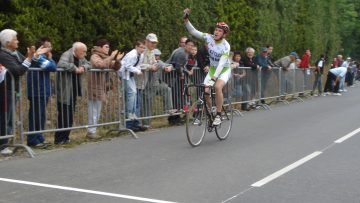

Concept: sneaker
[[86, 132, 101, 139], [166, 109, 178, 115], [128, 113, 136, 120], [333, 93, 342, 96], [339, 89, 344, 92], [32, 142, 49, 149], [212, 115, 222, 126], [193, 118, 201, 125], [132, 125, 148, 132], [0, 147, 13, 155]]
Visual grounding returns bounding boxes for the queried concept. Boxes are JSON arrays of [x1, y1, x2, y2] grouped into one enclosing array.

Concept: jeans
[[124, 78, 137, 118], [312, 73, 323, 94], [339, 77, 345, 91], [324, 72, 339, 93], [27, 96, 49, 145], [87, 100, 102, 134], [124, 78, 140, 129]]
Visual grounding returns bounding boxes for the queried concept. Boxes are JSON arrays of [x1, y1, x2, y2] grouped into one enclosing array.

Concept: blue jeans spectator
[[27, 96, 49, 146], [124, 78, 140, 129]]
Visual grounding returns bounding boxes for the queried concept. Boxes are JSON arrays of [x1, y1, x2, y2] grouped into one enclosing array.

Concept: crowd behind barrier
[[1, 63, 339, 156]]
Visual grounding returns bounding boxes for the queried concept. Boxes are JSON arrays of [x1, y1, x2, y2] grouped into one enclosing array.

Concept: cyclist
[[183, 8, 231, 126]]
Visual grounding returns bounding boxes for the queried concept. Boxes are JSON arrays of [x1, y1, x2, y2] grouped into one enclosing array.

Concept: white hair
[[0, 29, 17, 47], [245, 47, 255, 53], [72, 42, 87, 51]]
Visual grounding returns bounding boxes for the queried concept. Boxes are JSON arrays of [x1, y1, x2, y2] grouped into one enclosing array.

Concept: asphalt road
[[0, 86, 359, 203]]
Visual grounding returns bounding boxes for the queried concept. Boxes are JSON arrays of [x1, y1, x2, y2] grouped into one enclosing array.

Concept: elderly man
[[274, 52, 299, 95], [55, 42, 90, 145], [0, 29, 44, 155], [134, 33, 158, 129]]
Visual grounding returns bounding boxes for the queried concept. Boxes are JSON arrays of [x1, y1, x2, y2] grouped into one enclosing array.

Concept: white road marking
[[334, 127, 360, 143], [251, 151, 322, 187], [0, 177, 177, 203]]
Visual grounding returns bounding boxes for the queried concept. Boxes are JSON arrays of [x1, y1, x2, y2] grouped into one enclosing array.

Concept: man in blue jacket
[[27, 37, 56, 148], [255, 47, 273, 103]]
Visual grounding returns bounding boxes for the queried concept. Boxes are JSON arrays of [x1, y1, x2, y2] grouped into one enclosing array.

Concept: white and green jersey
[[185, 21, 230, 78]]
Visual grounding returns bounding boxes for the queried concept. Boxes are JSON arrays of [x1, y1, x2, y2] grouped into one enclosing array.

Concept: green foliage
[[0, 0, 359, 61]]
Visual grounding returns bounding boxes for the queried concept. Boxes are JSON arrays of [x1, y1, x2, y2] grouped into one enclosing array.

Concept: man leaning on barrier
[[166, 39, 195, 125], [255, 47, 272, 103], [55, 42, 90, 145], [119, 40, 145, 132], [87, 39, 124, 139], [137, 33, 172, 128], [274, 52, 299, 95], [0, 29, 46, 155], [153, 49, 176, 113]]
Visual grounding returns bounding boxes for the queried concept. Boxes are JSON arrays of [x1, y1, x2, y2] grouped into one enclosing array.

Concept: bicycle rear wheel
[[185, 101, 207, 147], [215, 102, 233, 140]]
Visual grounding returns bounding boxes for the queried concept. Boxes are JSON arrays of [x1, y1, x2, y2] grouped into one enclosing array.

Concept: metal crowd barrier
[[0, 71, 34, 157], [2, 64, 318, 157], [18, 68, 131, 146]]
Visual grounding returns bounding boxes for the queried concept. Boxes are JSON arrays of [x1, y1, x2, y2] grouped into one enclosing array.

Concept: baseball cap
[[154, 49, 161, 55], [146, 33, 158, 43], [261, 47, 267, 52], [290, 51, 299, 59]]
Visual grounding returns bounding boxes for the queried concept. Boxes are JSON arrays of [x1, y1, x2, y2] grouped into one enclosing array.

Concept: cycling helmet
[[216, 22, 230, 34]]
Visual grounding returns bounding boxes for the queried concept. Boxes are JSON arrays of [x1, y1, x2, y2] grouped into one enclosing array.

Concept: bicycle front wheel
[[215, 102, 233, 140], [185, 102, 207, 147]]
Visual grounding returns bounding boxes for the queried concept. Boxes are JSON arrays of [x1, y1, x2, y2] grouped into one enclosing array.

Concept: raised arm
[[185, 21, 205, 40], [183, 8, 205, 40]]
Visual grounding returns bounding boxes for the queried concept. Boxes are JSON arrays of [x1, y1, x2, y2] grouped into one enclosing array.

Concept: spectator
[[137, 33, 163, 128], [119, 40, 145, 132], [255, 47, 272, 102], [178, 36, 188, 48], [299, 49, 311, 92], [266, 45, 276, 67], [274, 52, 298, 95], [331, 57, 338, 69], [350, 61, 357, 85], [55, 42, 90, 145], [27, 37, 56, 148], [0, 29, 39, 155], [311, 54, 325, 96], [167, 37, 188, 62], [231, 51, 245, 110], [341, 57, 351, 91], [194, 44, 209, 99], [336, 55, 344, 67], [356, 62, 360, 81], [241, 47, 259, 108], [87, 39, 123, 139], [196, 44, 210, 75], [153, 48, 176, 114], [185, 45, 197, 76], [166, 39, 195, 125], [324, 66, 347, 96]]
